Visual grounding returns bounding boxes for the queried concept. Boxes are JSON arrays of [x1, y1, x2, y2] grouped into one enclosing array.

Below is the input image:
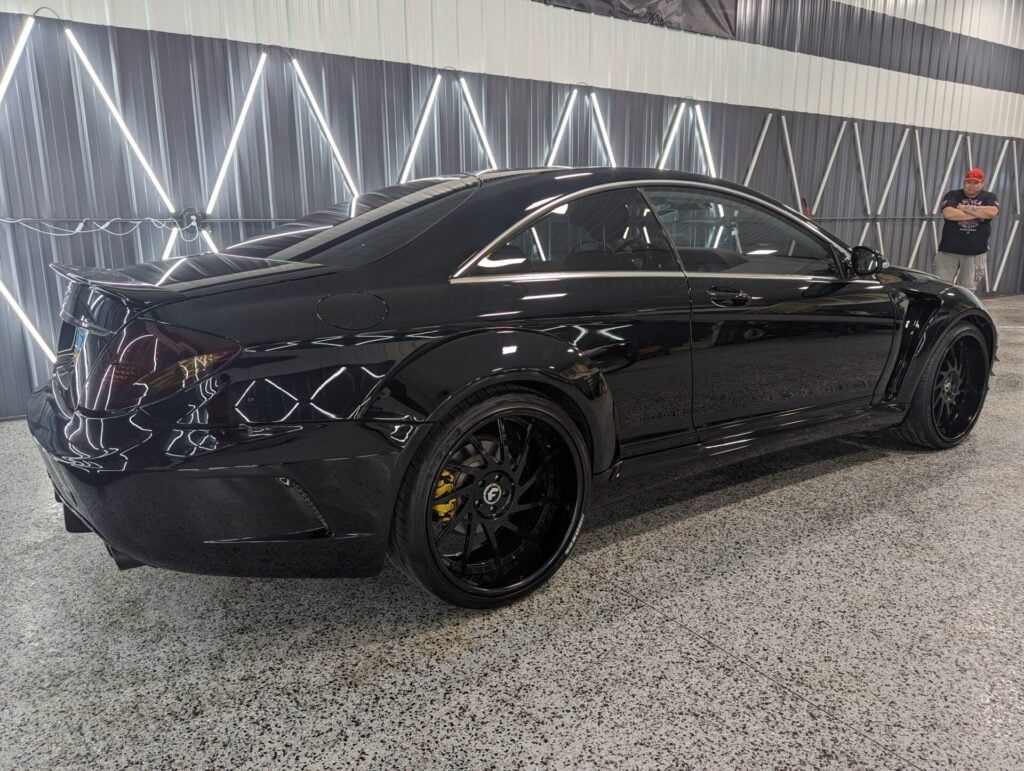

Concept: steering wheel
[[613, 236, 650, 254], [568, 237, 608, 255]]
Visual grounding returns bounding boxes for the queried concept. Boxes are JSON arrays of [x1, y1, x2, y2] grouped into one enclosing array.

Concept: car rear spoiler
[[50, 263, 178, 306]]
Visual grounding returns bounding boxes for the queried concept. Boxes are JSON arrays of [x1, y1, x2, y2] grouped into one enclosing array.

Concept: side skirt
[[610, 402, 907, 482]]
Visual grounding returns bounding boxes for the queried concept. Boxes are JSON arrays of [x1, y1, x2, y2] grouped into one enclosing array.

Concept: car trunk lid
[[49, 255, 331, 411]]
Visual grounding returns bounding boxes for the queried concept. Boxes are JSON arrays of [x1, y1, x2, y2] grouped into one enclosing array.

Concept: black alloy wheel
[[388, 388, 588, 608], [930, 334, 987, 442], [895, 321, 990, 449]]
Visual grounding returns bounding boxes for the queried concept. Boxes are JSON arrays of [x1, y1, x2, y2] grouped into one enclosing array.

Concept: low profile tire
[[894, 321, 990, 449], [388, 387, 589, 608]]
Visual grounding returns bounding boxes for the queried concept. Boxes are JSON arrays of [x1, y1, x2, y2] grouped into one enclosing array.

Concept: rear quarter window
[[222, 178, 478, 268]]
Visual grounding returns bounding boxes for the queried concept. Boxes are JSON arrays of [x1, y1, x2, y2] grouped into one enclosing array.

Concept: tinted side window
[[644, 187, 836, 276], [223, 178, 476, 266], [468, 188, 678, 277]]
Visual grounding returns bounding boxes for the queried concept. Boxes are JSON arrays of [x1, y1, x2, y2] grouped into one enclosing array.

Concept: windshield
[[221, 176, 479, 266]]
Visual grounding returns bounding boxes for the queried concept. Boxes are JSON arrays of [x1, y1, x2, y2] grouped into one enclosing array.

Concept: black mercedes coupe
[[28, 168, 996, 607]]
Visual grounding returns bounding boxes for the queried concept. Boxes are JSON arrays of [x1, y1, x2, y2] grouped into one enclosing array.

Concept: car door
[[456, 186, 696, 453], [643, 184, 896, 438]]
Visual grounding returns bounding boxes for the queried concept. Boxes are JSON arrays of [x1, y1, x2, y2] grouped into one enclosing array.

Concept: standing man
[[936, 168, 1000, 291]]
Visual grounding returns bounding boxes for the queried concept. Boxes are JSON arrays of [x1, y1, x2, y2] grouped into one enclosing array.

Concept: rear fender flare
[[361, 329, 617, 473]]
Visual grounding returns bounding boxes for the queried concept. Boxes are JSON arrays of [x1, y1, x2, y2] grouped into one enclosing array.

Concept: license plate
[[70, 327, 86, 365]]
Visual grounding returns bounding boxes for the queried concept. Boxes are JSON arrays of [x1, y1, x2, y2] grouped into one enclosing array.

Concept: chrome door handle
[[707, 286, 751, 307]]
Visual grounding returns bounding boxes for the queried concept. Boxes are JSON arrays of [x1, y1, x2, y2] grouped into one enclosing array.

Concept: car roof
[[473, 166, 738, 189], [470, 166, 799, 216]]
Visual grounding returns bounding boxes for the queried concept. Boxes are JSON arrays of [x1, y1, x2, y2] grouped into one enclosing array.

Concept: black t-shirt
[[938, 189, 1000, 255]]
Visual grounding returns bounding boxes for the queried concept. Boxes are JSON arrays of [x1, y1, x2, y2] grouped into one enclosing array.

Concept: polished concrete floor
[[2, 296, 1023, 768]]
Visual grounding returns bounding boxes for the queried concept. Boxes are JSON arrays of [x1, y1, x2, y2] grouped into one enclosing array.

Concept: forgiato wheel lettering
[[427, 410, 582, 595]]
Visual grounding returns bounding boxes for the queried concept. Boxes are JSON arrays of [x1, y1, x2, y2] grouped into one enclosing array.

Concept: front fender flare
[[886, 286, 996, 404]]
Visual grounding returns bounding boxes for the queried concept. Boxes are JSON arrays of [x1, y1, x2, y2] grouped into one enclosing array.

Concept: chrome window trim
[[450, 271, 870, 285], [451, 270, 686, 285], [450, 178, 850, 281]]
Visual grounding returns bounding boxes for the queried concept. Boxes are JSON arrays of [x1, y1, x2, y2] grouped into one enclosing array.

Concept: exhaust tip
[[105, 544, 143, 570]]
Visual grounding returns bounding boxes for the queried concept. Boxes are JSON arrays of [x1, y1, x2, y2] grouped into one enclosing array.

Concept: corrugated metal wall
[[0, 1, 1021, 417]]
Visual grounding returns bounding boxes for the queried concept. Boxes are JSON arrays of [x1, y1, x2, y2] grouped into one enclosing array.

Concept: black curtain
[[533, 0, 738, 39]]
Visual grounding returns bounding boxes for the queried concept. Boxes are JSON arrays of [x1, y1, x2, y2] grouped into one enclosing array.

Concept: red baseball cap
[[965, 168, 985, 182]]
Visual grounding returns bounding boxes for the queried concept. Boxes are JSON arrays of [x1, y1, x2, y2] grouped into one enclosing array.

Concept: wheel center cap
[[478, 472, 514, 518], [482, 482, 503, 506]]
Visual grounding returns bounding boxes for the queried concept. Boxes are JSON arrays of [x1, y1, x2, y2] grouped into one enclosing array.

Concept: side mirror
[[850, 245, 889, 275]]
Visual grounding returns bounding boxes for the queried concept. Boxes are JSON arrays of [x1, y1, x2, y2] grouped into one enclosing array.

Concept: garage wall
[[0, 0, 1021, 417]]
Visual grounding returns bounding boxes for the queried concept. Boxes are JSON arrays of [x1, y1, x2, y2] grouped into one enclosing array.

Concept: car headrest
[[562, 250, 636, 272]]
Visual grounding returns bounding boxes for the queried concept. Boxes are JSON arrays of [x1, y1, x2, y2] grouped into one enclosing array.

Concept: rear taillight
[[80, 319, 239, 412]]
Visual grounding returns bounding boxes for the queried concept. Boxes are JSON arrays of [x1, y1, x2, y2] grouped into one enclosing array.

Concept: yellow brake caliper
[[432, 469, 458, 523]]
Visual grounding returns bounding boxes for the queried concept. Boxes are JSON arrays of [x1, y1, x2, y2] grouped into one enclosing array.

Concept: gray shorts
[[934, 251, 987, 292]]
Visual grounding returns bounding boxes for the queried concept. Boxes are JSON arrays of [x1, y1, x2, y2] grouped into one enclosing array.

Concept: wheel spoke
[[509, 497, 561, 516], [496, 418, 510, 466], [458, 511, 476, 573], [515, 419, 536, 476], [467, 434, 499, 467], [481, 520, 501, 555], [432, 475, 476, 501], [518, 446, 564, 493], [447, 462, 485, 477]]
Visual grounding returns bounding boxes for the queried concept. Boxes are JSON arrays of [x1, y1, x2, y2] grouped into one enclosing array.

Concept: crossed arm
[[943, 204, 1000, 221]]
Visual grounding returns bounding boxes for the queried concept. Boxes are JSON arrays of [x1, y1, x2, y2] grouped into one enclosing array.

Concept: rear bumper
[[28, 385, 421, 577]]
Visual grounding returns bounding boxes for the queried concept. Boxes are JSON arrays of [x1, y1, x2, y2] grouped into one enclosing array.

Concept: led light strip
[[292, 58, 359, 195], [0, 16, 33, 104], [0, 18, 58, 363], [530, 228, 547, 261], [458, 76, 497, 170], [159, 226, 179, 260], [206, 52, 268, 214], [65, 25, 229, 259], [655, 101, 686, 170], [399, 73, 443, 183], [201, 229, 219, 253], [693, 104, 726, 222], [589, 92, 616, 167], [693, 104, 716, 178], [65, 28, 176, 214], [0, 277, 55, 362], [545, 88, 578, 167]]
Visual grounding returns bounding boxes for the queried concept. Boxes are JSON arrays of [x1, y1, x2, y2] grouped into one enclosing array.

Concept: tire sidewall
[[917, 321, 990, 448]]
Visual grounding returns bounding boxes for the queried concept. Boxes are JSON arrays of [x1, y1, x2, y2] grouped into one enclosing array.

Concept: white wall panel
[[2, 0, 1021, 137]]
